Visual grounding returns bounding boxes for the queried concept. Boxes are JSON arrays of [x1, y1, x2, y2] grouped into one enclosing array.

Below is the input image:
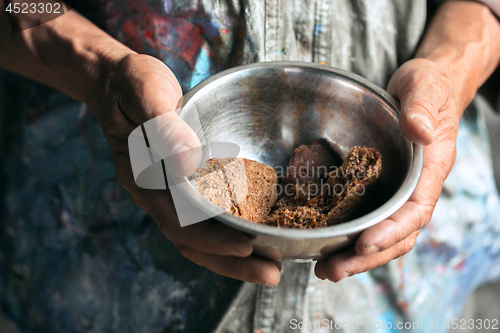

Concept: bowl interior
[[179, 63, 413, 233]]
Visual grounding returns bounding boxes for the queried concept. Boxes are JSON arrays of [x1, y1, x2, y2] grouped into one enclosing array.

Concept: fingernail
[[411, 114, 434, 136], [170, 143, 194, 173], [335, 272, 350, 283], [362, 244, 381, 255], [171, 143, 192, 156], [263, 281, 275, 288]]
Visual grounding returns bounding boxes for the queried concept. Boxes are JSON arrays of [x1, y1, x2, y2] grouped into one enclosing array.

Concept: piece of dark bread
[[325, 146, 382, 224], [194, 158, 279, 222], [282, 140, 337, 186]]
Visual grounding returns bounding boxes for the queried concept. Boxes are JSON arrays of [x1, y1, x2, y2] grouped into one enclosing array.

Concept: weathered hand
[[89, 53, 282, 286], [315, 58, 460, 281]]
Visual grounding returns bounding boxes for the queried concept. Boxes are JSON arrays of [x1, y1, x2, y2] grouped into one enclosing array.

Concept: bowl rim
[[178, 61, 424, 240]]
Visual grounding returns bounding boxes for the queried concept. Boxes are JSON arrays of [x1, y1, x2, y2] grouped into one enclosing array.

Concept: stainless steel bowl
[[177, 61, 423, 261]]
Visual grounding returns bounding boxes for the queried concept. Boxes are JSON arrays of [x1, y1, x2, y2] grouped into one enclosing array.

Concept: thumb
[[387, 62, 448, 146], [143, 110, 203, 178]]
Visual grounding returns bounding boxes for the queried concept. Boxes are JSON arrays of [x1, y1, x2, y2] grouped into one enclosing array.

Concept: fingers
[[387, 59, 453, 146], [169, 221, 254, 258], [354, 200, 423, 255], [135, 183, 253, 259], [112, 140, 282, 286], [112, 151, 253, 257], [315, 231, 418, 282], [178, 247, 282, 286], [354, 137, 455, 256]]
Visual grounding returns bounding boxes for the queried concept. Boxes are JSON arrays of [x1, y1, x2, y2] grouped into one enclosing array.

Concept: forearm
[[0, 2, 135, 105], [416, 1, 500, 112]]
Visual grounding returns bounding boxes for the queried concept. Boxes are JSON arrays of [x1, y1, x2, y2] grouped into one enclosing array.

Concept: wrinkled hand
[[89, 53, 282, 286], [315, 58, 461, 282]]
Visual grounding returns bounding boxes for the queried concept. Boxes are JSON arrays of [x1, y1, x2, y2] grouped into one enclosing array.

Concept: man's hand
[[314, 59, 459, 281], [89, 53, 282, 286], [0, 5, 282, 286], [314, 1, 500, 282]]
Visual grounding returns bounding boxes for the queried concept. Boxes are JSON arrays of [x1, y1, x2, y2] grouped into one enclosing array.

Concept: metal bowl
[[177, 61, 423, 261]]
